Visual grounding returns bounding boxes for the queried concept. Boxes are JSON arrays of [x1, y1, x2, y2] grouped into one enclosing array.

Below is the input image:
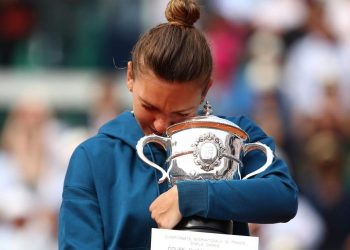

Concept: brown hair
[[131, 0, 212, 85]]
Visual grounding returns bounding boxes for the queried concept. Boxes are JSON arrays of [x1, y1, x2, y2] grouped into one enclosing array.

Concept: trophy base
[[174, 216, 233, 234]]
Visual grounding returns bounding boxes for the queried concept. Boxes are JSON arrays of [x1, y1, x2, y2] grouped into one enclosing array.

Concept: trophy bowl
[[136, 103, 273, 234]]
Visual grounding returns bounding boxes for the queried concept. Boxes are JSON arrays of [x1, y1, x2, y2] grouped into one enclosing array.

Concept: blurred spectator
[[245, 30, 285, 93], [281, 1, 350, 193], [251, 90, 292, 164], [246, 29, 293, 160], [325, 0, 350, 45], [251, 0, 306, 33], [302, 131, 350, 249], [88, 73, 121, 132], [209, 0, 256, 24], [251, 196, 325, 250], [210, 0, 306, 31], [0, 96, 72, 249], [140, 0, 168, 29], [205, 14, 248, 87], [282, 0, 350, 132], [203, 12, 251, 116]]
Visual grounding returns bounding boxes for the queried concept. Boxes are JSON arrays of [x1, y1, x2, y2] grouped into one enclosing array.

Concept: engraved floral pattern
[[192, 132, 225, 171]]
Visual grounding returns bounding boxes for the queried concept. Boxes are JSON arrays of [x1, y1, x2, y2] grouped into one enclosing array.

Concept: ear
[[201, 79, 213, 103], [127, 61, 134, 92]]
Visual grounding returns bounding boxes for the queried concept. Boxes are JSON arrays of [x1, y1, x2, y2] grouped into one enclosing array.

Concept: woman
[[58, 0, 298, 249]]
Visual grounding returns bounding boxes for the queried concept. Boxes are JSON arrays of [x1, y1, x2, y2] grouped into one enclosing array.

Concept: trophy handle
[[136, 134, 171, 184], [241, 142, 274, 180]]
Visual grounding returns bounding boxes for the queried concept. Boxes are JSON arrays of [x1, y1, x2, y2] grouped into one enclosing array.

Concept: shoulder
[[64, 134, 124, 187], [79, 133, 116, 151], [222, 115, 276, 151], [74, 133, 129, 165], [223, 115, 267, 141]]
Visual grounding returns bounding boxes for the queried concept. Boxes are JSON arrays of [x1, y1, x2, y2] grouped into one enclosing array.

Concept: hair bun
[[165, 0, 200, 27]]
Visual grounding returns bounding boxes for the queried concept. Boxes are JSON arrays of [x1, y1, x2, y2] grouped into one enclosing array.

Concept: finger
[[156, 218, 165, 229], [149, 194, 162, 211], [149, 200, 156, 212]]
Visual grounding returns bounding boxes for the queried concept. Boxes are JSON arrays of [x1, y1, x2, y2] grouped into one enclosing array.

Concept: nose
[[153, 116, 170, 135]]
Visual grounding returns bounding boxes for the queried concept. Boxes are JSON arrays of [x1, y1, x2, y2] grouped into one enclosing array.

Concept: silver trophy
[[136, 102, 274, 234]]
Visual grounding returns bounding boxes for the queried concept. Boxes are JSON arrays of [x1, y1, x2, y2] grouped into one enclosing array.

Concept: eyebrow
[[139, 96, 196, 113]]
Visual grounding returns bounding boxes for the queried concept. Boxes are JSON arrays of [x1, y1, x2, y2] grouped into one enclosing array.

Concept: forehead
[[134, 70, 204, 112]]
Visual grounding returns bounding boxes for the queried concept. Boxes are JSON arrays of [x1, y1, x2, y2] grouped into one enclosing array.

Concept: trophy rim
[[166, 116, 249, 140]]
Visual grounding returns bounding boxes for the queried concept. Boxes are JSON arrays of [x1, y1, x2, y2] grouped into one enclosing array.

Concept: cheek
[[134, 108, 154, 126]]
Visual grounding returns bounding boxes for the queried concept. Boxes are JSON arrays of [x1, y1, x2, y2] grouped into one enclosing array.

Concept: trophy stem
[[174, 216, 233, 234]]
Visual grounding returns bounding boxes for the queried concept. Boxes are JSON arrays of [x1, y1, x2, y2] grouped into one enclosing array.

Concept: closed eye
[[142, 104, 157, 112], [177, 113, 190, 117]]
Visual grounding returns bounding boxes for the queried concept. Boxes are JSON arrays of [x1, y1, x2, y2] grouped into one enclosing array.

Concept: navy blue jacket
[[58, 111, 298, 249]]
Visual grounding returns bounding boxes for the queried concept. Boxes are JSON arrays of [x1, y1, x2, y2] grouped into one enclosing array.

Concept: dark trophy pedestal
[[174, 216, 233, 234]]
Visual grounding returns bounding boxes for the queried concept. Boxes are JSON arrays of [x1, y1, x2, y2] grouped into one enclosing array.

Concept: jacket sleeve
[[177, 116, 298, 224], [58, 146, 104, 250]]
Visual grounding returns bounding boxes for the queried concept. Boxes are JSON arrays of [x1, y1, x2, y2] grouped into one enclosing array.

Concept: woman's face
[[127, 62, 211, 135]]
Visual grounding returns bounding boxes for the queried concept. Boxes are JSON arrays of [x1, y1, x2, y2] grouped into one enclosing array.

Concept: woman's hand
[[149, 185, 182, 229]]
